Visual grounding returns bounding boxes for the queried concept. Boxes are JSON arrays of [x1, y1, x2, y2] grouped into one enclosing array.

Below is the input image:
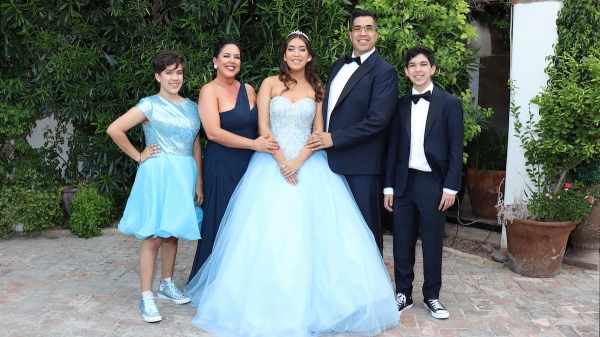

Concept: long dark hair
[[278, 33, 324, 103]]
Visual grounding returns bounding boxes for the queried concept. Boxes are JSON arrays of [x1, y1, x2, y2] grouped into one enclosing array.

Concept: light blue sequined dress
[[185, 96, 398, 337], [118, 95, 203, 240]]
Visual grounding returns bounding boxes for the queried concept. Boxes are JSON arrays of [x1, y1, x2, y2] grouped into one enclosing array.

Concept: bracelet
[[138, 152, 142, 167]]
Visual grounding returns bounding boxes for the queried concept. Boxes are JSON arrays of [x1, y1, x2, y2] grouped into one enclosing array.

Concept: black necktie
[[344, 55, 361, 65], [410, 90, 432, 104]]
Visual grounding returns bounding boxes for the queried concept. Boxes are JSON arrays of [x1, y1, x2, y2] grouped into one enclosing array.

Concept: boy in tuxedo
[[384, 45, 463, 319]]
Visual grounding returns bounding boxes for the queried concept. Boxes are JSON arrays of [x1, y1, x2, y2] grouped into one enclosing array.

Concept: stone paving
[[0, 228, 598, 337]]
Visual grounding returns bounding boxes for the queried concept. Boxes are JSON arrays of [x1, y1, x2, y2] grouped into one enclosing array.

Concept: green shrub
[[0, 186, 62, 237], [465, 129, 508, 171], [513, 0, 600, 193], [69, 183, 115, 239]]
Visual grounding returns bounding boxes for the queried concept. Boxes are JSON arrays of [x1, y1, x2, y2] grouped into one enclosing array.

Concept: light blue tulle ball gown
[[185, 96, 398, 337]]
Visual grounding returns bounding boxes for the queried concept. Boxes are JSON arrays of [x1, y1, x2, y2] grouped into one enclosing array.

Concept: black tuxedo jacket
[[384, 87, 464, 196], [323, 51, 398, 175]]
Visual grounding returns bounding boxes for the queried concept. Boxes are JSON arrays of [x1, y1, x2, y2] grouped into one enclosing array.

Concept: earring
[[284, 58, 287, 61], [308, 58, 312, 62], [214, 64, 217, 69]]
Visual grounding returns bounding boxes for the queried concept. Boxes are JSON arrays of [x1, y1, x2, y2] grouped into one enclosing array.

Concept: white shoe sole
[[423, 302, 449, 319], [398, 303, 413, 315], [140, 310, 162, 322], [157, 292, 191, 304]]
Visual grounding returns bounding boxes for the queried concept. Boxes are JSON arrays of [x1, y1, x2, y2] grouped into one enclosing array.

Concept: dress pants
[[392, 170, 445, 300], [345, 174, 384, 254]]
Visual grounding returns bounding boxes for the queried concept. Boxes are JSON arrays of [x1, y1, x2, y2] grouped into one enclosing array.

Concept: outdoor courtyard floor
[[0, 227, 598, 336]]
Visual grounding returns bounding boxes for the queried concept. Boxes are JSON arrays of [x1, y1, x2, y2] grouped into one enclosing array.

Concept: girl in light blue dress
[[107, 51, 203, 323], [185, 33, 397, 337]]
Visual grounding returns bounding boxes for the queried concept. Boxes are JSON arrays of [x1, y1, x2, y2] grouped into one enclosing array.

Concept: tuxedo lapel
[[424, 89, 443, 139], [334, 62, 376, 110], [402, 96, 412, 139]]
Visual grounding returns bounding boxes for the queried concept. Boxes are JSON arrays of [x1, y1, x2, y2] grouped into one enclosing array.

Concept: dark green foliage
[[570, 159, 600, 187], [465, 129, 507, 171], [1, 0, 484, 211], [0, 101, 64, 236], [513, 0, 600, 193], [69, 183, 115, 239], [358, 0, 493, 162], [0, 186, 63, 237]]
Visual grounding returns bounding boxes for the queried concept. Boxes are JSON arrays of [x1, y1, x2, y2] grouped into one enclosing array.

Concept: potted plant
[[498, 0, 600, 277], [464, 129, 507, 218], [566, 159, 600, 267]]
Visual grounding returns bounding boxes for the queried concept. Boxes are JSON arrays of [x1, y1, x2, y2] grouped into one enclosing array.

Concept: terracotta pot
[[570, 184, 600, 250], [506, 218, 576, 278], [465, 167, 506, 218], [61, 187, 78, 217]]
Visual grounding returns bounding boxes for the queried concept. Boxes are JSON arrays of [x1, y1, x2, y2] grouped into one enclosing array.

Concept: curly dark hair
[[278, 33, 324, 103]]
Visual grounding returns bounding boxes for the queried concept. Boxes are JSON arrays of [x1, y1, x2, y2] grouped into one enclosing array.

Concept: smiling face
[[348, 16, 378, 57], [155, 63, 184, 96], [284, 37, 310, 71], [404, 53, 436, 92], [213, 43, 241, 78]]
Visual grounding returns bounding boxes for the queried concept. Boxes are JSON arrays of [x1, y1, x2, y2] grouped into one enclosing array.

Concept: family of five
[[107, 9, 463, 337]]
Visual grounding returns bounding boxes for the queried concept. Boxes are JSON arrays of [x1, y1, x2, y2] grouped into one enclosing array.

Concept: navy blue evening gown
[[188, 83, 258, 282]]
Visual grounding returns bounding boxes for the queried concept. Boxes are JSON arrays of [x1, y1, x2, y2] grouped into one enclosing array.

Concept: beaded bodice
[[269, 96, 316, 159], [137, 95, 200, 156]]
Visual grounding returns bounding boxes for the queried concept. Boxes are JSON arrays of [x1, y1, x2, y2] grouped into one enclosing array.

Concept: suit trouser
[[392, 170, 446, 300], [345, 174, 384, 254]]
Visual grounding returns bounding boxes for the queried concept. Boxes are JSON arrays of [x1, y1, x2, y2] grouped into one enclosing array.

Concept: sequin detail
[[137, 95, 200, 156], [269, 96, 316, 159]]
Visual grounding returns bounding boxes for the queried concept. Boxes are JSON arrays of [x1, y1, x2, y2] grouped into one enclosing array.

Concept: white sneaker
[[424, 299, 449, 319]]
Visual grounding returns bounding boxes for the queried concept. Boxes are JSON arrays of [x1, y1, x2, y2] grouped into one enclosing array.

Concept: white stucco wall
[[27, 114, 73, 170], [504, 0, 563, 247], [468, 20, 493, 107]]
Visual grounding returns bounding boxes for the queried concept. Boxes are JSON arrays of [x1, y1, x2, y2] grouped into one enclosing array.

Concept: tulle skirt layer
[[119, 153, 203, 240], [185, 151, 397, 337]]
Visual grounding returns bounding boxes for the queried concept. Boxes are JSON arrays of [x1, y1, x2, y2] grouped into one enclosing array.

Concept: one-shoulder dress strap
[[237, 82, 249, 111]]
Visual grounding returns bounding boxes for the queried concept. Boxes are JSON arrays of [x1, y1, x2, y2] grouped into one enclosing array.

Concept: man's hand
[[438, 192, 456, 212], [305, 131, 333, 151], [384, 194, 394, 212]]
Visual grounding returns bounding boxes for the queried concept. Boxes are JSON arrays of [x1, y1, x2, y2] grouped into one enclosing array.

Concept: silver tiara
[[287, 30, 310, 41]]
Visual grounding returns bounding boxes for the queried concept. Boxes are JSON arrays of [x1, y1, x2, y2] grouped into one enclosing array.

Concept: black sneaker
[[424, 299, 449, 319], [396, 293, 413, 314]]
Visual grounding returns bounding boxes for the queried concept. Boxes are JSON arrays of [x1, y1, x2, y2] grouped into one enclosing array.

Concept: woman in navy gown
[[185, 32, 398, 337], [187, 39, 279, 282]]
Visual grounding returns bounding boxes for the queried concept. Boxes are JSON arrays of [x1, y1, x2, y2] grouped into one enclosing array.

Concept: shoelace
[[142, 297, 159, 313], [428, 299, 445, 311]]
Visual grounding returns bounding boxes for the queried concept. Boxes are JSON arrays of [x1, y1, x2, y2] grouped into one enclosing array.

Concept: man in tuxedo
[[306, 9, 398, 253], [383, 45, 463, 319]]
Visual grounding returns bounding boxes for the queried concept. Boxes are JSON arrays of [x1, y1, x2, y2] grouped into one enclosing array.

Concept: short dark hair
[[404, 45, 435, 68], [153, 51, 186, 74], [213, 38, 243, 59], [349, 9, 377, 30]]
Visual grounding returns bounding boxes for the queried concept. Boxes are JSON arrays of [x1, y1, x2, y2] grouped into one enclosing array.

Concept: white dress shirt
[[384, 83, 456, 196], [325, 48, 376, 131]]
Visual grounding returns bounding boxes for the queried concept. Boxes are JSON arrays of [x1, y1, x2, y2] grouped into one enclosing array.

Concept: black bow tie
[[344, 55, 361, 65], [410, 90, 432, 104]]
